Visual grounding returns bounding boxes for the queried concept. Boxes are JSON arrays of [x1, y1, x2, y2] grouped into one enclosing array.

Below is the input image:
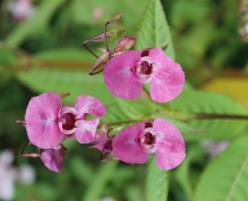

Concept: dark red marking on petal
[[61, 113, 76, 130], [143, 132, 156, 145], [140, 61, 153, 75], [141, 49, 150, 57]]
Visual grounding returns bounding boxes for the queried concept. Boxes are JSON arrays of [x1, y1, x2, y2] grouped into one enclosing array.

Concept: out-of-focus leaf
[[71, 0, 146, 31], [126, 186, 143, 201], [171, 1, 210, 29], [16, 183, 58, 201], [176, 22, 216, 68], [70, 157, 93, 185], [0, 47, 16, 85], [136, 0, 174, 58], [18, 68, 115, 105], [0, 47, 16, 66], [146, 158, 169, 201], [16, 49, 115, 105], [5, 0, 66, 48], [83, 161, 117, 201], [194, 136, 248, 201], [174, 147, 194, 200], [34, 48, 93, 62], [202, 76, 248, 110], [0, 81, 27, 136]]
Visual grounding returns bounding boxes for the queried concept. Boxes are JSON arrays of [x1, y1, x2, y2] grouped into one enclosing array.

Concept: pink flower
[[40, 145, 66, 173], [58, 95, 106, 144], [24, 92, 106, 149], [114, 36, 136, 53], [104, 48, 185, 103], [93, 126, 112, 153], [25, 92, 63, 149], [112, 119, 185, 170]]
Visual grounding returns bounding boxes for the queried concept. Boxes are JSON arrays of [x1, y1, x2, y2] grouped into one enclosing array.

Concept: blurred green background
[[0, 0, 247, 200]]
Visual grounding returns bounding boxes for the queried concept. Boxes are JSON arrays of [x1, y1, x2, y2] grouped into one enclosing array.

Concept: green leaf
[[16, 49, 115, 105], [18, 67, 115, 105], [194, 136, 248, 201], [146, 158, 169, 201], [136, 0, 175, 58], [115, 98, 158, 120], [174, 146, 198, 200], [5, 0, 66, 48], [108, 89, 248, 141], [168, 90, 248, 140], [83, 162, 117, 201]]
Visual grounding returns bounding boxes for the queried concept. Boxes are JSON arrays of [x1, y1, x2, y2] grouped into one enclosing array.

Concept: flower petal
[[25, 92, 63, 149], [74, 119, 99, 144], [94, 131, 112, 152], [104, 50, 143, 99], [112, 122, 148, 164], [153, 118, 185, 170], [149, 48, 185, 103], [75, 96, 106, 118], [40, 146, 65, 173]]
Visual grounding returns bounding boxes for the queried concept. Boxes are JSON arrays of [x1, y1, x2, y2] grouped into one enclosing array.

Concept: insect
[[82, 13, 136, 75]]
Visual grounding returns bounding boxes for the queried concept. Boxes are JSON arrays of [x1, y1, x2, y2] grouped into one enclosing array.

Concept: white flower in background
[[0, 150, 35, 201], [0, 150, 16, 201], [17, 165, 35, 185], [99, 197, 116, 201], [202, 140, 229, 159], [9, 0, 35, 21]]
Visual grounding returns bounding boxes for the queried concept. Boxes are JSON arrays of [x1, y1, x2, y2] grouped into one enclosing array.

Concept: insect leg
[[104, 13, 122, 53]]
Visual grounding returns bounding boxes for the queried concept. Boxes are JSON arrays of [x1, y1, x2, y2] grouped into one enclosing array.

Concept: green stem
[[107, 111, 248, 128], [196, 113, 248, 120], [158, 109, 194, 122], [108, 118, 148, 126]]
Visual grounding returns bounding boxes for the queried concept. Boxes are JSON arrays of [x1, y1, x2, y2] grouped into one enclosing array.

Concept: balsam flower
[[112, 119, 185, 170], [24, 92, 106, 149], [104, 48, 185, 103], [58, 95, 106, 144], [40, 145, 66, 173]]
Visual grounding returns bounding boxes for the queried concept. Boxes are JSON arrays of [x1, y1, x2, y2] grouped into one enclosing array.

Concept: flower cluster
[[18, 15, 186, 172], [20, 92, 185, 172], [21, 92, 106, 172]]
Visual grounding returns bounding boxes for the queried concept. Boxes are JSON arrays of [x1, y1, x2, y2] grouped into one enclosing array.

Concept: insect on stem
[[83, 41, 99, 59], [104, 13, 122, 54], [83, 13, 123, 75], [104, 22, 110, 53]]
